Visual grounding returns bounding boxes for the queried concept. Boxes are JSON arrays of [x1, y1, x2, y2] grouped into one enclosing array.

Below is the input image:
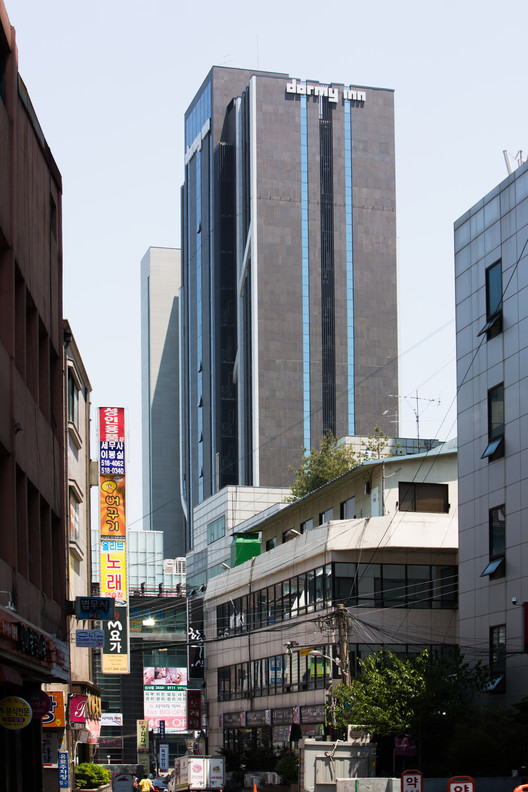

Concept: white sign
[[286, 78, 366, 104], [159, 744, 169, 772], [101, 712, 123, 726]]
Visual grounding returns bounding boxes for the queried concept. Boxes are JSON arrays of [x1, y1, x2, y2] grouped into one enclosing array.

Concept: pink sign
[[70, 694, 88, 724]]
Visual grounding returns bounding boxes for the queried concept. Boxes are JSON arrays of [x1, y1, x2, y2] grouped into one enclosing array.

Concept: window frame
[[478, 259, 503, 338], [482, 383, 504, 461]]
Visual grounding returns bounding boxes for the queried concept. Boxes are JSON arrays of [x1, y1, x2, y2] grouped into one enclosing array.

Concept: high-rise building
[[455, 158, 528, 704], [181, 67, 399, 542], [141, 247, 184, 557]]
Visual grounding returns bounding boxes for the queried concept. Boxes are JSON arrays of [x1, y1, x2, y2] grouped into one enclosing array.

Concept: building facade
[[181, 67, 399, 543], [203, 443, 458, 754], [0, 4, 69, 788], [141, 247, 184, 558], [455, 159, 528, 703]]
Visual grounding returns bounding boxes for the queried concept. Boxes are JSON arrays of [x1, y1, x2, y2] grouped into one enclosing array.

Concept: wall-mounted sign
[[42, 691, 66, 728], [75, 597, 116, 621], [101, 712, 123, 727], [76, 629, 105, 648], [101, 606, 129, 674], [58, 751, 69, 788], [0, 696, 32, 729]]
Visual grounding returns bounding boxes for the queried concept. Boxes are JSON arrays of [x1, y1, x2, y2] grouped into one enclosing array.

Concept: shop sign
[[70, 694, 88, 724], [58, 751, 69, 788], [76, 629, 105, 648], [42, 732, 58, 766], [137, 719, 149, 752], [22, 688, 51, 718], [0, 696, 32, 729], [301, 704, 326, 722], [75, 597, 116, 621], [42, 691, 66, 728], [160, 744, 169, 772], [17, 624, 47, 661], [101, 712, 123, 726]]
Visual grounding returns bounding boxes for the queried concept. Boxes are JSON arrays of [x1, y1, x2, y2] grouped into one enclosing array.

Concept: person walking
[[139, 775, 154, 792]]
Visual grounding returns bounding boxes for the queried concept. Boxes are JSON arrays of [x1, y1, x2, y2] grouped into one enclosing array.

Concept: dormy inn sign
[[286, 78, 366, 103]]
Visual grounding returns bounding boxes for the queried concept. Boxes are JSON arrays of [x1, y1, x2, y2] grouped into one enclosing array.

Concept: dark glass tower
[[181, 67, 399, 545]]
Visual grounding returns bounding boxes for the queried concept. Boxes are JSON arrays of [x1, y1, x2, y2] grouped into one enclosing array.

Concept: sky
[[10, 0, 528, 529]]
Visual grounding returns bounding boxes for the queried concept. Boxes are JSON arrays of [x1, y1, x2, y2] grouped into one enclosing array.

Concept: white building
[[455, 158, 528, 703], [202, 442, 458, 754]]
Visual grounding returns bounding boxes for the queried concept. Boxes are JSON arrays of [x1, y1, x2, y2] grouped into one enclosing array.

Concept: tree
[[286, 433, 359, 502], [330, 649, 491, 774], [361, 425, 391, 459]]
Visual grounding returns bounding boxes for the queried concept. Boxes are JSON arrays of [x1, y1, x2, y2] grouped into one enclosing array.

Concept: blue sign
[[75, 596, 116, 621], [76, 629, 105, 648], [58, 751, 69, 788], [159, 720, 165, 740]]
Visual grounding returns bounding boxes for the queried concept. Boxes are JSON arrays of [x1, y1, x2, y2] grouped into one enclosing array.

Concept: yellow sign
[[0, 696, 32, 730], [299, 647, 314, 656], [102, 653, 129, 674]]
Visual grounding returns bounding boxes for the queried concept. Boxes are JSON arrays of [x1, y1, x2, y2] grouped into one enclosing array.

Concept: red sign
[[70, 694, 88, 724], [99, 407, 125, 442], [401, 770, 423, 792], [448, 776, 475, 792], [187, 690, 201, 731]]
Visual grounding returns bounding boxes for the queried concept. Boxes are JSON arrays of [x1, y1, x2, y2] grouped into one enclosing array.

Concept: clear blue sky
[[11, 0, 528, 528]]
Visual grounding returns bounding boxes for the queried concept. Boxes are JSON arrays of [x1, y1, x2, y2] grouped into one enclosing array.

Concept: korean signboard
[[99, 407, 129, 675], [102, 605, 129, 674], [143, 666, 187, 732]]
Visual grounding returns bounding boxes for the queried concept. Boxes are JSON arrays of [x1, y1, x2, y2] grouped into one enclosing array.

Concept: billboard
[[143, 666, 187, 733], [99, 407, 129, 674]]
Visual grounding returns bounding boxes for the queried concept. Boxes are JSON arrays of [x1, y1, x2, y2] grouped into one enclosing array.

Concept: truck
[[171, 756, 225, 792]]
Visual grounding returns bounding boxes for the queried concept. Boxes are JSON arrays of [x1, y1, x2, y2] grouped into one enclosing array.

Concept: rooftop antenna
[[404, 391, 440, 452], [503, 150, 527, 175]]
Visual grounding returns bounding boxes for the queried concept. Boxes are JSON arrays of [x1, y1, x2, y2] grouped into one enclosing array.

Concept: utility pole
[[336, 604, 351, 685]]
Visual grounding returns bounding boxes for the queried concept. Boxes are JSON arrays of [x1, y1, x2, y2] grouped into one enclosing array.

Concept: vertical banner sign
[[159, 744, 169, 773], [102, 606, 129, 674], [58, 751, 69, 789], [188, 598, 205, 680], [99, 407, 129, 674]]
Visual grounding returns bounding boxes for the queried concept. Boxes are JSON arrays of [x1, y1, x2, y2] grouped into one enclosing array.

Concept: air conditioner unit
[[163, 560, 175, 573]]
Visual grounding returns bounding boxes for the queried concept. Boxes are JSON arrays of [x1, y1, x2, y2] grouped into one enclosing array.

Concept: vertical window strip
[[186, 162, 194, 539], [196, 150, 204, 501], [300, 91, 311, 450], [209, 136, 215, 489], [344, 94, 355, 434]]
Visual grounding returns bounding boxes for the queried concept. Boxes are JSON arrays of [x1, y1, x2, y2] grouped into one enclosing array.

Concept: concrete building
[[59, 321, 100, 766], [455, 158, 528, 703], [203, 442, 458, 754], [0, 4, 69, 788], [181, 68, 399, 544], [141, 247, 184, 558]]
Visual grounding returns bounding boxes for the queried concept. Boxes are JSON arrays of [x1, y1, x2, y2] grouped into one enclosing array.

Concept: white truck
[[171, 756, 225, 792]]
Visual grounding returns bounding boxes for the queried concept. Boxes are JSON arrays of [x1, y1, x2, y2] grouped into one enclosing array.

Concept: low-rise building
[[203, 441, 458, 754]]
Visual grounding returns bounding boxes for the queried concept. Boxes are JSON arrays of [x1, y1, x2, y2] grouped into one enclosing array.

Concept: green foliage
[[275, 752, 299, 784], [330, 649, 495, 775], [286, 433, 358, 502], [332, 649, 490, 737], [361, 426, 391, 460], [74, 763, 111, 790]]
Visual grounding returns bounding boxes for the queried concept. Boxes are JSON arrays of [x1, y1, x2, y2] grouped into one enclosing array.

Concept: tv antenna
[[503, 150, 527, 175], [404, 391, 440, 452]]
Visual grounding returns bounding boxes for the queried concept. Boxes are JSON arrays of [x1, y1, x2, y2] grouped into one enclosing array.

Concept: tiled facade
[[181, 68, 399, 544], [455, 159, 528, 704]]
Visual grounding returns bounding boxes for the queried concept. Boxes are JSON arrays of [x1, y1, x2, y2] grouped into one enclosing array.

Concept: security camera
[[512, 597, 518, 605]]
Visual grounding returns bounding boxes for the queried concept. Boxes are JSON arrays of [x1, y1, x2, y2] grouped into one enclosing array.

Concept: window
[[319, 507, 334, 525], [207, 516, 225, 544], [398, 482, 449, 513], [482, 506, 505, 578], [67, 370, 79, 428], [478, 260, 502, 338], [265, 538, 275, 551], [300, 518, 314, 532], [69, 490, 80, 541], [340, 496, 356, 519], [489, 624, 506, 693], [482, 383, 504, 461]]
